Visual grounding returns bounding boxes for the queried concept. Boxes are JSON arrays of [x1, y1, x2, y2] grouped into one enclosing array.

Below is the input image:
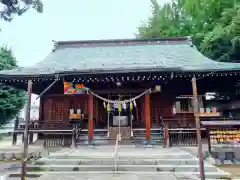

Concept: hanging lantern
[[130, 102, 133, 112], [107, 103, 110, 112]]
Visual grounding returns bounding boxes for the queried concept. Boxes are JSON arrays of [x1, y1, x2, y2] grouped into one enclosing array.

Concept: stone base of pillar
[[143, 139, 154, 146], [88, 138, 94, 145], [71, 144, 77, 149]]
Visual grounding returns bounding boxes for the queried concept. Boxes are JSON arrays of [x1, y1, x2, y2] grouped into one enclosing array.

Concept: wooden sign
[[64, 81, 88, 94]]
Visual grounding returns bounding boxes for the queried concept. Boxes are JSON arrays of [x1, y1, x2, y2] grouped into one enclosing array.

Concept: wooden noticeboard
[[201, 120, 240, 153], [210, 129, 240, 148]]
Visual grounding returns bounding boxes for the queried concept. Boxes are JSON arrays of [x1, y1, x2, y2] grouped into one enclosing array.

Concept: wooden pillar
[[88, 94, 94, 141], [95, 99, 99, 126], [71, 124, 76, 148], [192, 76, 205, 180], [21, 79, 32, 180], [29, 132, 34, 144], [164, 124, 169, 148], [22, 133, 24, 143], [144, 93, 151, 141], [206, 128, 212, 154], [12, 116, 19, 145]]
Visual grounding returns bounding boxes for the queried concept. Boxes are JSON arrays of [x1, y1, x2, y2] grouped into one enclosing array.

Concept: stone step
[[36, 158, 200, 165], [8, 171, 231, 179], [26, 164, 220, 173], [47, 152, 193, 159]]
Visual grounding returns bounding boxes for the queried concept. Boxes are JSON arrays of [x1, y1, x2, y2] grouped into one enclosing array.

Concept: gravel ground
[[216, 164, 240, 178]]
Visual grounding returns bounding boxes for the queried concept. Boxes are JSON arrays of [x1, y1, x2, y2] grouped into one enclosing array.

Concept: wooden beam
[[145, 93, 151, 141], [192, 76, 205, 180], [36, 78, 59, 100], [21, 79, 32, 180], [88, 94, 94, 141]]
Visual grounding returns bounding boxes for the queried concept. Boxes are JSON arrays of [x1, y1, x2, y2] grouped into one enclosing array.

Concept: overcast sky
[[0, 0, 170, 67]]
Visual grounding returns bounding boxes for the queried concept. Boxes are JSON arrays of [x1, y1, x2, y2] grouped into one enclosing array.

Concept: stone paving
[[0, 138, 235, 180], [0, 135, 57, 180]]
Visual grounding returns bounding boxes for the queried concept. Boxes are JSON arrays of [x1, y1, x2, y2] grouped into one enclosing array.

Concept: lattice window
[[54, 101, 65, 120], [43, 99, 53, 121]]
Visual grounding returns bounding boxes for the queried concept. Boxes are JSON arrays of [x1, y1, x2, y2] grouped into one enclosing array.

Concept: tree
[[0, 47, 26, 126], [0, 0, 43, 126], [137, 0, 240, 62], [0, 0, 43, 21], [200, 4, 240, 62]]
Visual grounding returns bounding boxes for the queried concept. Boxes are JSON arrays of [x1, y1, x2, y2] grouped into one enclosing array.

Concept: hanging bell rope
[[89, 88, 151, 104]]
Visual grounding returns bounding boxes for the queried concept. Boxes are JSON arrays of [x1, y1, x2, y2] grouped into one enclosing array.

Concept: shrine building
[[1, 37, 240, 146]]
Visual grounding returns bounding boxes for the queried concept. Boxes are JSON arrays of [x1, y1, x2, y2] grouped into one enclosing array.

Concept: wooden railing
[[42, 122, 82, 148], [165, 128, 206, 147], [43, 133, 72, 148], [15, 120, 73, 131]]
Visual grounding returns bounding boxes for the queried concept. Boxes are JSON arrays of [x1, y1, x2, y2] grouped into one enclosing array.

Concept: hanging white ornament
[[114, 101, 118, 109], [122, 103, 127, 110], [133, 100, 137, 107], [103, 102, 106, 108], [172, 105, 176, 114]]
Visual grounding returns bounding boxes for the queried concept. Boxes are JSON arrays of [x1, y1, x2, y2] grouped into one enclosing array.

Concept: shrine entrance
[[107, 94, 133, 139], [89, 88, 151, 140]]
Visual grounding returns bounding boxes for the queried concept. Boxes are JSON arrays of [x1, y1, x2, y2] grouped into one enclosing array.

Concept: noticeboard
[[210, 129, 240, 148]]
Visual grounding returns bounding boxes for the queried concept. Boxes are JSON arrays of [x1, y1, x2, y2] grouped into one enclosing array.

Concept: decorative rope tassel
[[129, 102, 133, 112], [103, 102, 106, 109], [118, 103, 122, 112], [122, 103, 127, 110], [107, 103, 110, 112], [133, 100, 137, 107]]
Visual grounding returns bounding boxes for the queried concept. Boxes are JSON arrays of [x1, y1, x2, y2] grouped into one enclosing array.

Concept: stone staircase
[[132, 128, 164, 145], [76, 128, 164, 146], [8, 146, 231, 179], [109, 127, 131, 139]]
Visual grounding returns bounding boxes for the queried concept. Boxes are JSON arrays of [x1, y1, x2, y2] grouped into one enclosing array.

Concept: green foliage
[[137, 0, 240, 62], [0, 0, 43, 22], [0, 47, 26, 126]]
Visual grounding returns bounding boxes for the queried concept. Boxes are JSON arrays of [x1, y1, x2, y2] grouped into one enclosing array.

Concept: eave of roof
[[1, 37, 240, 78]]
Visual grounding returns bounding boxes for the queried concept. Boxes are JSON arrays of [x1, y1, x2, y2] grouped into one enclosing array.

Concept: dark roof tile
[[1, 38, 240, 77]]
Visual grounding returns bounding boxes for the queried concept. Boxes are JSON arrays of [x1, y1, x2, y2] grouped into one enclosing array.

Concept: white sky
[[0, 0, 170, 67]]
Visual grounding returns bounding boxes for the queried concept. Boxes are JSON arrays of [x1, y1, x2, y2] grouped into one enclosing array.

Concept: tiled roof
[[1, 37, 240, 77]]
